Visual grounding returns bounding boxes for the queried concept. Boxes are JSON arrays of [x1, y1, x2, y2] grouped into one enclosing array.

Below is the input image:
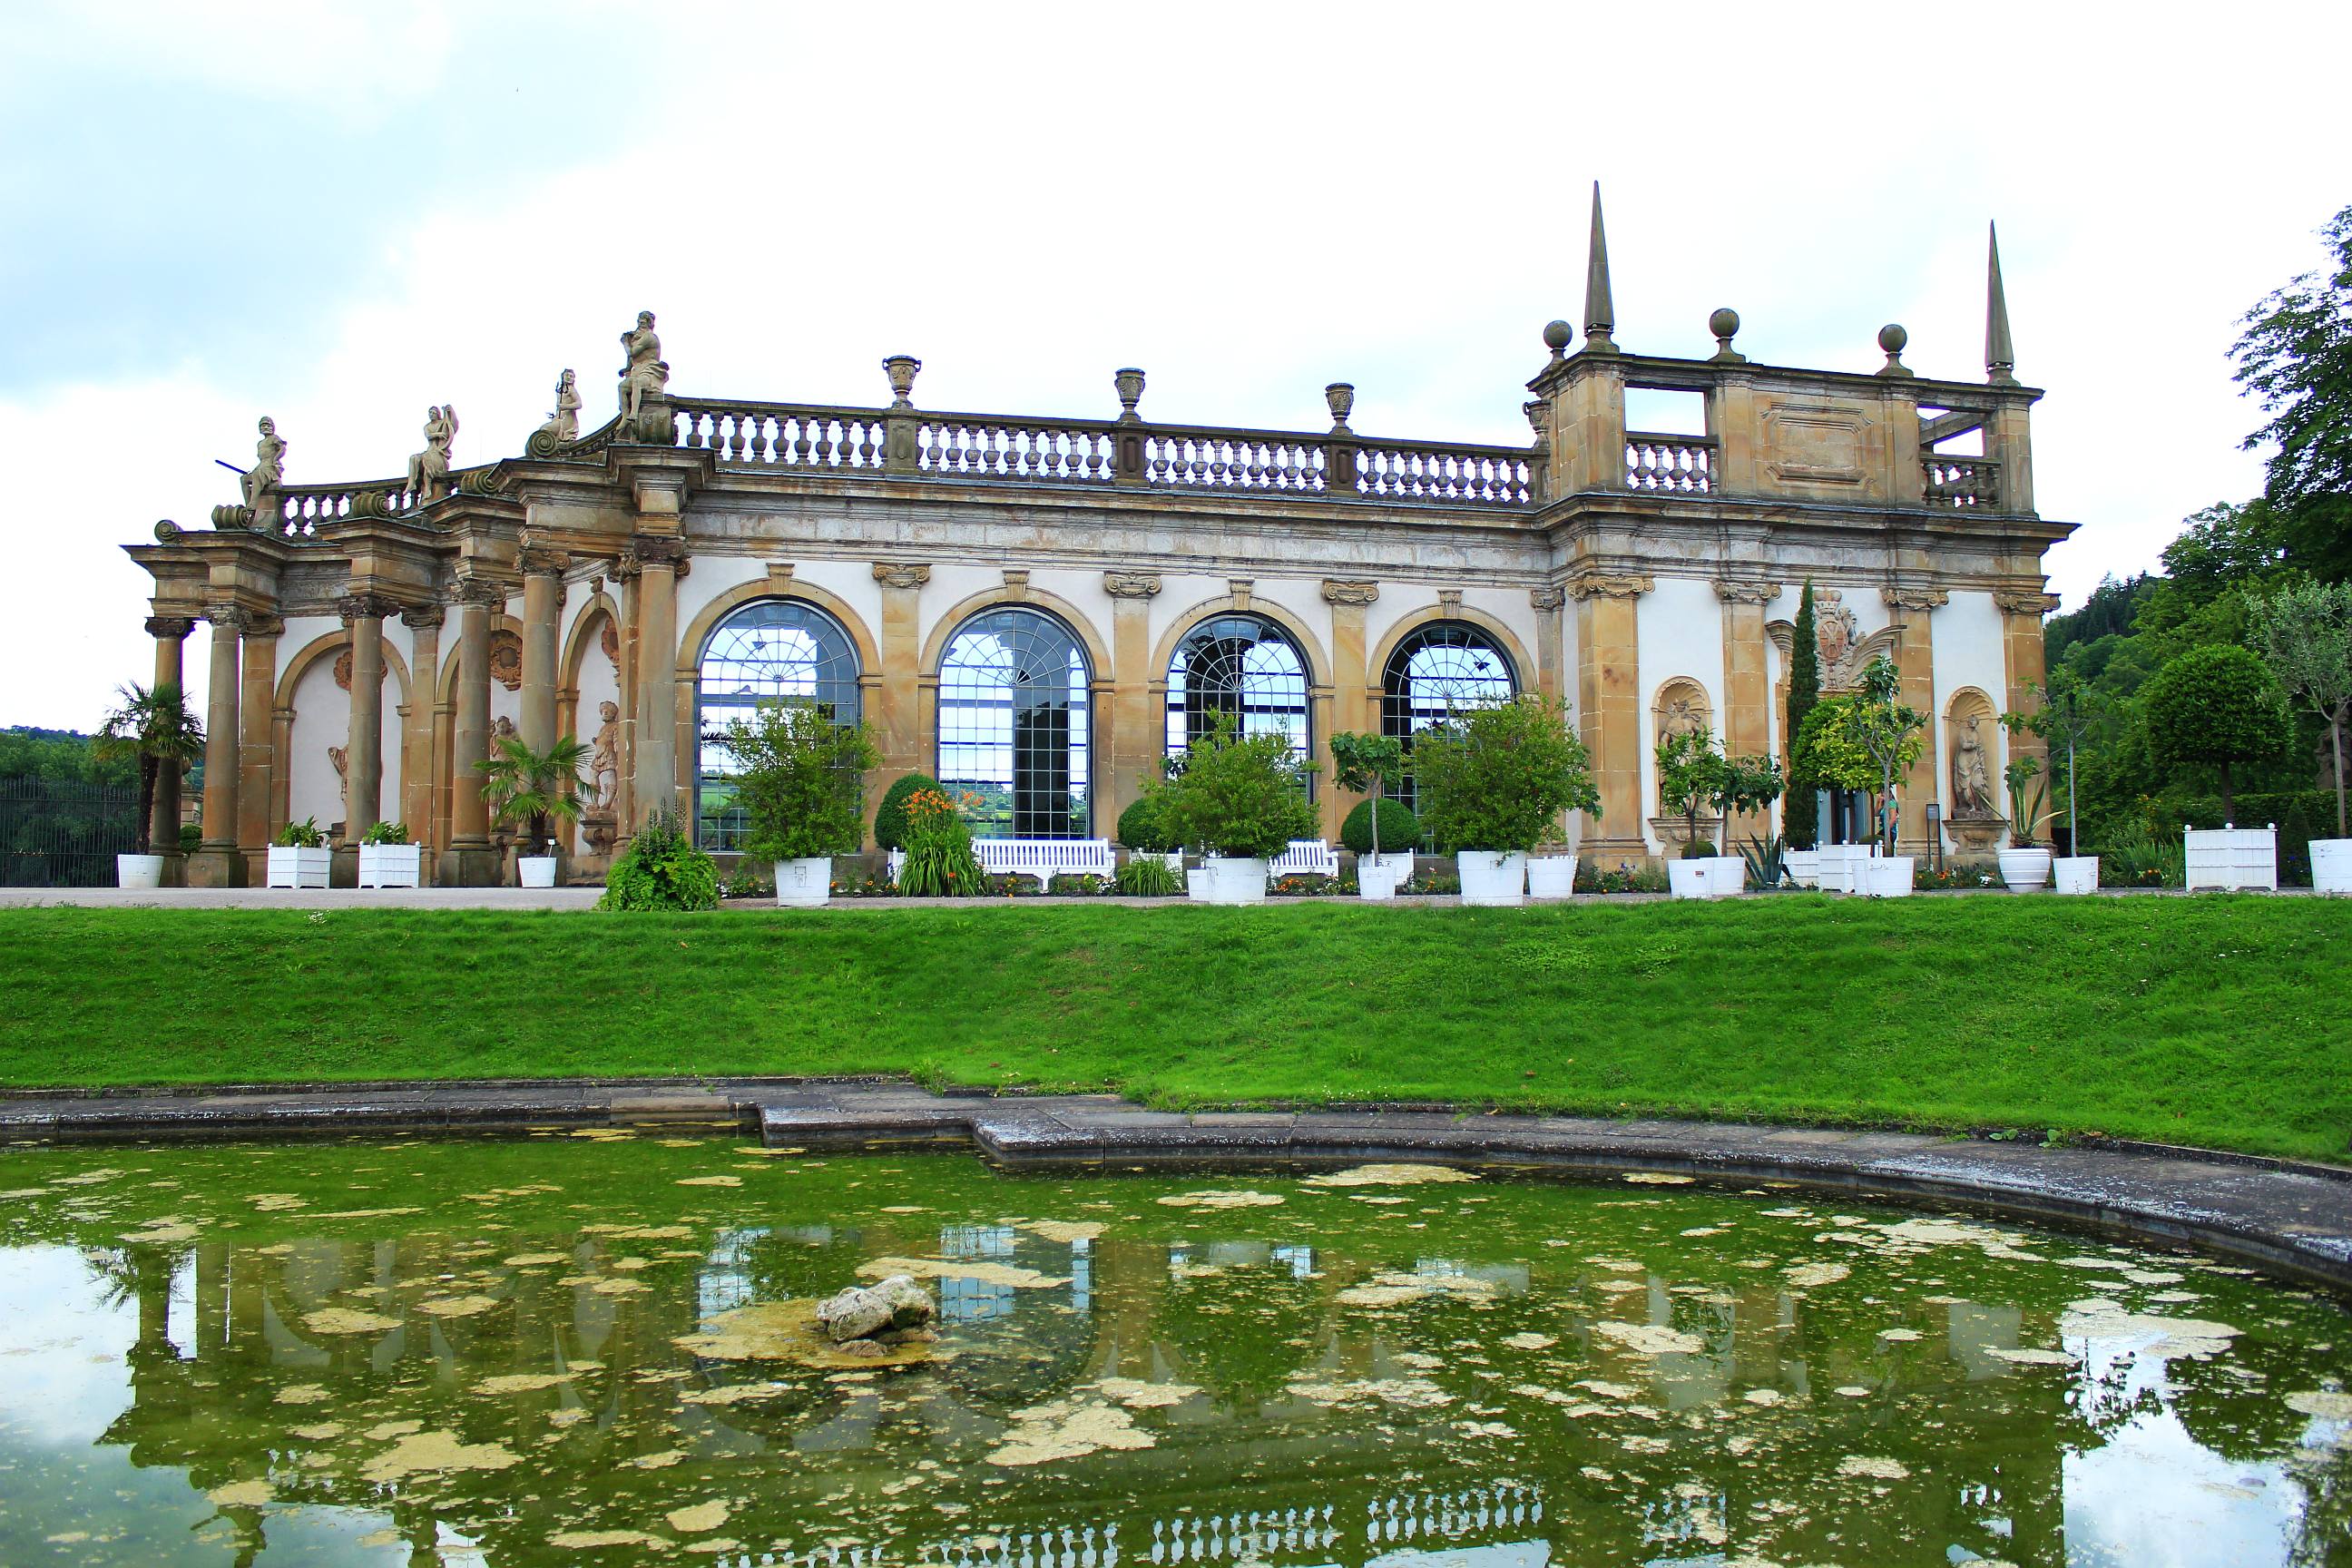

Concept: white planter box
[[2053, 856, 2099, 895], [1184, 867, 1206, 900], [358, 843, 424, 888], [1998, 847, 2053, 891], [2312, 838, 2352, 895], [1357, 861, 1403, 901], [1783, 848, 1820, 888], [266, 845, 331, 889], [1667, 855, 1747, 900], [2185, 825, 2277, 892], [775, 856, 832, 906], [518, 855, 559, 888], [1814, 843, 1876, 894], [116, 853, 163, 889], [1525, 854, 1579, 898], [1195, 856, 1269, 905], [1862, 856, 1916, 897], [1456, 850, 1526, 906]]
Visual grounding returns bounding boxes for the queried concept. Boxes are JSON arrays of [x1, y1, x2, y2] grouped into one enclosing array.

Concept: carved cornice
[[400, 603, 446, 631], [871, 562, 930, 591], [204, 604, 254, 635], [144, 616, 195, 641], [1320, 579, 1379, 607], [1882, 586, 1950, 612], [1001, 568, 1031, 599], [632, 536, 689, 570], [1529, 586, 1566, 612], [454, 575, 510, 609], [1102, 570, 1161, 599], [1565, 573, 1653, 602], [336, 592, 403, 623], [1713, 579, 1783, 605], [1994, 590, 2062, 616]]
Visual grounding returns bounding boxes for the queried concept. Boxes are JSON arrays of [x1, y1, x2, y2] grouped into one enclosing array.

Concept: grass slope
[[6, 897, 2347, 1160]]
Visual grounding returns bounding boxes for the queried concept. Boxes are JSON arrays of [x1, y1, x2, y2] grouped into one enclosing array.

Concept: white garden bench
[[974, 838, 1116, 888], [1267, 839, 1339, 880]]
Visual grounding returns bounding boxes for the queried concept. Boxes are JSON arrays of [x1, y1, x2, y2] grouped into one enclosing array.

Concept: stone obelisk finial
[[1582, 182, 1618, 356], [1985, 220, 2017, 386]]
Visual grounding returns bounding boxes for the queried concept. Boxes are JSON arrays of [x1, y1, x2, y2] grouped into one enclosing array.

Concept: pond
[[0, 1135, 2347, 1566]]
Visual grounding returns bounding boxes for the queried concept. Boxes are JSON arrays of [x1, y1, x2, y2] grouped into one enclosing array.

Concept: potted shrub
[[478, 733, 594, 887], [267, 817, 331, 888], [1413, 695, 1599, 906], [2251, 580, 2352, 892], [357, 819, 423, 888], [721, 699, 879, 906], [1721, 752, 1788, 892], [1329, 731, 1412, 900], [896, 786, 986, 897], [1994, 752, 2053, 891], [94, 681, 203, 890], [1655, 727, 1780, 899], [2145, 643, 2292, 891], [1151, 714, 1318, 905]]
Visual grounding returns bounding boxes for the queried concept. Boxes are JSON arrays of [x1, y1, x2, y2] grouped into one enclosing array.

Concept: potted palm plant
[[720, 699, 879, 906], [1152, 713, 1318, 905], [478, 733, 594, 887], [267, 817, 332, 888], [1994, 752, 2053, 891], [94, 681, 202, 889], [357, 819, 424, 888], [1413, 695, 1598, 906], [1328, 730, 1410, 900]]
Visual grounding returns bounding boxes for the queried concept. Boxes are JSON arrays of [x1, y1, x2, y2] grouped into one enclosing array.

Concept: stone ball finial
[[1542, 319, 1573, 355], [1877, 323, 1908, 355], [1710, 308, 1740, 340]]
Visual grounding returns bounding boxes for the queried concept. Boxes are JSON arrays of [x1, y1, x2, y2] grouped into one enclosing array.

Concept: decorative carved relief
[[1759, 399, 1871, 487], [1566, 573, 1653, 602], [1529, 586, 1566, 612], [334, 649, 352, 691], [1883, 586, 1950, 613], [600, 618, 620, 667], [1994, 590, 2062, 617], [1437, 588, 1464, 613], [401, 603, 446, 631], [1103, 571, 1161, 599], [144, 616, 195, 641], [1946, 691, 2001, 821], [1762, 587, 1900, 693], [489, 631, 524, 692], [454, 576, 508, 609], [1712, 579, 1782, 605], [1228, 578, 1255, 611], [871, 562, 930, 590], [1002, 569, 1031, 597], [1320, 579, 1378, 606]]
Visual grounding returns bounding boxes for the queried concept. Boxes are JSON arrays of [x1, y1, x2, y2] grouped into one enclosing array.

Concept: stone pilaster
[[1715, 580, 1781, 841], [338, 593, 397, 845], [632, 538, 686, 828], [237, 615, 282, 872], [399, 605, 443, 846], [442, 575, 505, 886], [1995, 589, 2061, 828], [1569, 573, 1651, 862], [518, 544, 569, 752], [1883, 587, 1947, 853], [1321, 579, 1379, 830], [144, 616, 193, 868], [189, 605, 249, 887], [1530, 586, 1566, 707], [871, 562, 929, 805], [1103, 570, 1161, 831]]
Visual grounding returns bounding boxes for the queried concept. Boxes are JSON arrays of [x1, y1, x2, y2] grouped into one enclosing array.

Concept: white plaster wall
[[674, 558, 768, 655], [1932, 590, 2014, 830], [790, 559, 885, 652], [1149, 574, 1244, 651], [279, 616, 342, 668], [1023, 570, 1115, 670], [285, 655, 399, 833], [1636, 575, 1730, 851], [1250, 575, 1334, 677]]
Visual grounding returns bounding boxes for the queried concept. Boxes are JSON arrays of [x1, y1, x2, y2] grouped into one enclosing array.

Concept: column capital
[[1565, 572, 1653, 602], [144, 615, 196, 641], [400, 603, 446, 631], [632, 536, 689, 570], [245, 613, 286, 640], [1712, 578, 1782, 605], [454, 574, 509, 610], [204, 603, 254, 634], [1994, 589, 2062, 617], [520, 545, 573, 578], [1881, 586, 1950, 613], [1319, 578, 1379, 606], [1529, 585, 1567, 612], [1102, 570, 1161, 599], [337, 591, 403, 623], [871, 561, 930, 590]]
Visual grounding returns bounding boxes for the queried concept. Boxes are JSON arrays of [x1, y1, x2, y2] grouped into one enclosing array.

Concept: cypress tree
[[1784, 581, 1822, 848]]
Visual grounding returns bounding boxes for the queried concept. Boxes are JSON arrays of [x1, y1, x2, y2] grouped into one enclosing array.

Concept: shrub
[[720, 862, 774, 899], [1785, 582, 1822, 849], [1340, 798, 1419, 856], [1414, 695, 1598, 853], [2143, 643, 2295, 824], [874, 773, 943, 852], [600, 808, 720, 911], [721, 701, 880, 862], [1117, 792, 1178, 852], [1113, 854, 1181, 896], [272, 817, 324, 848], [360, 819, 410, 846], [897, 789, 986, 897], [1328, 730, 1408, 859], [1681, 838, 1719, 858], [477, 734, 592, 856], [1151, 713, 1318, 859], [177, 822, 201, 854], [1047, 873, 1109, 896]]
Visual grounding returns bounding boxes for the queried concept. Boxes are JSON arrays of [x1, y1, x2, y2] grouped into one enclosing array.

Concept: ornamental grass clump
[[1413, 695, 1598, 853], [897, 788, 986, 897], [1113, 854, 1182, 896], [1150, 712, 1318, 859], [599, 807, 720, 911]]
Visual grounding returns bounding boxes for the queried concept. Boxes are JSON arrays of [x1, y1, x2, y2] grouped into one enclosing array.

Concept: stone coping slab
[[0, 1079, 2345, 1289]]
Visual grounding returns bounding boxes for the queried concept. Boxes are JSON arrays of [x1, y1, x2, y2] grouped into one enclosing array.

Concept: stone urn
[[115, 853, 163, 890], [1525, 854, 1578, 897]]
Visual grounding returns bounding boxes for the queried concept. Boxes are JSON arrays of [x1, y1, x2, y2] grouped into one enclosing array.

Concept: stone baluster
[[445, 575, 507, 884], [518, 544, 570, 752], [338, 593, 397, 846], [190, 604, 250, 887], [144, 615, 194, 864]]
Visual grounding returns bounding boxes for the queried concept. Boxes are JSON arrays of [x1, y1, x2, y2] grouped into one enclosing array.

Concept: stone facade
[[127, 207, 2069, 886]]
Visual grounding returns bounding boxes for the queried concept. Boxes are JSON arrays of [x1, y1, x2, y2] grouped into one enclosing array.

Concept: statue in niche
[[241, 416, 286, 509], [619, 311, 669, 427], [587, 700, 622, 803], [1951, 715, 1997, 817], [407, 405, 458, 505], [1661, 693, 1708, 739], [486, 714, 517, 758], [328, 744, 349, 814], [528, 370, 580, 457]]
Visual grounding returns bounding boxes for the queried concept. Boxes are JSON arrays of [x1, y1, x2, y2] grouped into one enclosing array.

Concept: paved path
[[4, 1078, 2346, 1288]]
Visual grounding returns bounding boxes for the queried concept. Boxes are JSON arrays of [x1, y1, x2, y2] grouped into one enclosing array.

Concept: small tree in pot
[[1655, 725, 1730, 858], [721, 699, 880, 906], [2143, 643, 2292, 826], [478, 734, 594, 887], [1839, 657, 1928, 893], [1414, 695, 1598, 906], [1328, 730, 1409, 898], [1150, 712, 1318, 905], [94, 681, 202, 887], [2249, 581, 2352, 889]]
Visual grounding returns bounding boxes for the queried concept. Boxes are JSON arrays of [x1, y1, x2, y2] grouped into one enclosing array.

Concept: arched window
[[695, 599, 862, 849], [1166, 613, 1311, 779], [1380, 621, 1516, 810], [937, 607, 1093, 839]]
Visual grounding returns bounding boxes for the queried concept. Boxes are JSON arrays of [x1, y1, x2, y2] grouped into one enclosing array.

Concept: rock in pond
[[815, 1274, 938, 1345]]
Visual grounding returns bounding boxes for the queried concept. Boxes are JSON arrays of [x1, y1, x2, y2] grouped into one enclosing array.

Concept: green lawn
[[5, 897, 2347, 1161]]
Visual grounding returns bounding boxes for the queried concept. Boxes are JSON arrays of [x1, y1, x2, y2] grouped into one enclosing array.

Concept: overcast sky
[[4, 2, 2344, 731]]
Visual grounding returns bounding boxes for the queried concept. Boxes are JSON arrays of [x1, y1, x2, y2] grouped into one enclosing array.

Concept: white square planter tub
[[775, 856, 833, 906], [2184, 825, 2278, 892], [116, 853, 164, 889], [2052, 856, 2100, 895], [1525, 854, 1578, 898], [1813, 843, 1876, 894], [1455, 851, 1526, 906], [1861, 856, 1916, 897], [2312, 838, 2352, 895], [266, 845, 331, 889], [517, 855, 559, 889], [1667, 856, 1747, 900], [1194, 857, 1269, 905], [1998, 847, 2053, 891], [1782, 848, 1820, 888], [358, 843, 424, 888]]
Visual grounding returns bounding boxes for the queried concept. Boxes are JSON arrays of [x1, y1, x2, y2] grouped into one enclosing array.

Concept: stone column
[[399, 605, 444, 843], [1103, 571, 1161, 833], [338, 593, 395, 845], [632, 538, 686, 828], [1530, 587, 1566, 707], [443, 576, 505, 885], [1883, 588, 1947, 854], [188, 606, 248, 887], [612, 555, 642, 838], [144, 616, 193, 865], [870, 561, 929, 800], [1569, 573, 1651, 864], [1716, 580, 1780, 842], [1321, 580, 1378, 829], [518, 546, 569, 752], [237, 616, 282, 871]]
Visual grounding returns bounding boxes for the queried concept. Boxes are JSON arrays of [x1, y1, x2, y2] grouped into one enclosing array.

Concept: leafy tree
[[2141, 644, 2293, 823], [1328, 731, 1407, 862], [2233, 204, 2352, 579], [2249, 578, 2352, 836], [477, 734, 594, 857], [1148, 711, 1318, 859], [92, 683, 202, 856], [1784, 582, 1821, 848], [2159, 500, 2291, 604], [872, 772, 943, 852], [1414, 695, 1598, 854], [720, 700, 879, 861], [1812, 657, 1927, 855], [1654, 724, 1730, 857]]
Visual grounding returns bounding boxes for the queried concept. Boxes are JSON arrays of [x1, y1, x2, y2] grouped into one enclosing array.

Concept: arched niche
[[1944, 686, 2002, 827], [1649, 675, 1717, 836]]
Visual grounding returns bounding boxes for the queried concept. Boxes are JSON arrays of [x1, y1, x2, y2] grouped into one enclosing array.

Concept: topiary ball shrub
[[874, 773, 943, 852], [1118, 792, 1178, 852], [1681, 839, 1719, 858], [1340, 798, 1419, 856]]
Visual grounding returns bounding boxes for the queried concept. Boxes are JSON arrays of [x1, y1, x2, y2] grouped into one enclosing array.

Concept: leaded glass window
[[1166, 613, 1311, 779], [936, 607, 1093, 839], [695, 599, 862, 849], [1380, 621, 1515, 810]]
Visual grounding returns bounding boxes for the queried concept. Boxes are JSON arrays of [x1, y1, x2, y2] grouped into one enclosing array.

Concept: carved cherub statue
[[241, 416, 285, 508], [588, 699, 621, 802]]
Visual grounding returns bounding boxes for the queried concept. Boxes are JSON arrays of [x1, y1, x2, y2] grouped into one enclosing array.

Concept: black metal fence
[[0, 776, 141, 887]]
